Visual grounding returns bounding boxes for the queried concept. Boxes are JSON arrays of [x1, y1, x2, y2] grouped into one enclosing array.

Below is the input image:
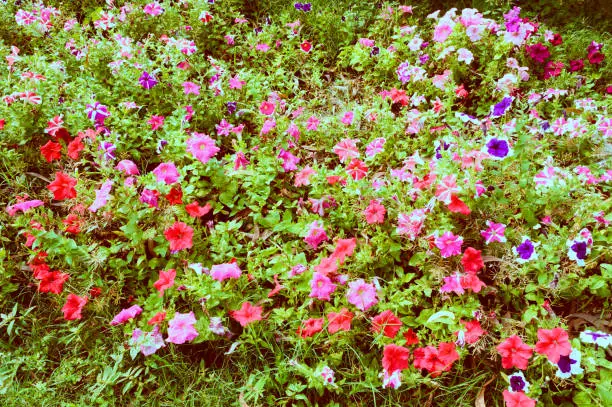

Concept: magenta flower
[[434, 231, 464, 258], [115, 160, 140, 175], [304, 221, 328, 250], [182, 81, 200, 95], [186, 133, 219, 164], [210, 263, 242, 282], [85, 102, 110, 124], [140, 189, 159, 208], [6, 199, 44, 216], [309, 272, 337, 301], [440, 273, 465, 295], [111, 305, 143, 326], [480, 221, 506, 244], [139, 71, 158, 89], [277, 148, 300, 172], [148, 115, 165, 130], [152, 162, 179, 184], [166, 312, 198, 344], [143, 2, 164, 16], [346, 279, 378, 311]]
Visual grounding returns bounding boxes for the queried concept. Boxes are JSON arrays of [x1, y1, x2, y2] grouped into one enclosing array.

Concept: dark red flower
[[526, 43, 550, 64], [47, 172, 77, 200], [588, 51, 605, 65], [403, 328, 419, 345], [89, 287, 102, 298], [548, 33, 562, 46], [382, 344, 410, 373], [165, 187, 183, 205], [40, 141, 62, 162], [148, 311, 167, 325], [568, 59, 584, 72]]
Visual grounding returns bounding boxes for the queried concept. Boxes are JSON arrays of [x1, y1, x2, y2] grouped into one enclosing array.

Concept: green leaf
[[426, 310, 455, 326]]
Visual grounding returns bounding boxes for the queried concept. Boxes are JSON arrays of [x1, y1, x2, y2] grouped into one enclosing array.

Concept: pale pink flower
[[89, 179, 113, 213], [229, 75, 245, 89], [116, 160, 139, 175], [152, 162, 180, 184], [210, 262, 242, 282], [365, 138, 386, 157], [256, 43, 270, 52], [346, 279, 378, 311], [435, 174, 460, 204], [396, 209, 427, 240], [341, 111, 354, 126], [435, 231, 464, 258], [186, 133, 219, 164], [304, 221, 328, 250], [433, 23, 453, 43], [333, 139, 360, 162], [294, 166, 316, 187], [166, 312, 198, 344]]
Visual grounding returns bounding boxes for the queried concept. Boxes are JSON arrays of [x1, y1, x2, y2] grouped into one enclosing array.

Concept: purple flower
[[570, 241, 588, 260], [419, 54, 430, 64], [139, 71, 158, 89], [302, 3, 311, 12], [486, 138, 510, 158], [491, 96, 513, 117], [226, 101, 237, 115], [507, 371, 530, 393], [294, 2, 303, 10], [98, 141, 116, 160], [85, 102, 110, 124], [513, 236, 538, 263]]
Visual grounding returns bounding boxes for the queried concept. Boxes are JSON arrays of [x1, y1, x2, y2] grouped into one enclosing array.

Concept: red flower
[[231, 302, 263, 327], [62, 294, 88, 320], [300, 40, 312, 53], [502, 390, 536, 407], [40, 141, 62, 162], [67, 136, 85, 160], [297, 317, 324, 338], [0, 118, 5, 130], [437, 342, 460, 369], [327, 308, 353, 334], [403, 328, 419, 346], [346, 158, 368, 180], [372, 310, 402, 338], [147, 311, 167, 325], [38, 270, 69, 294], [330, 238, 356, 265], [47, 172, 77, 200], [448, 194, 471, 215], [456, 319, 486, 344], [588, 51, 605, 65], [164, 221, 193, 252], [185, 201, 211, 217], [460, 273, 486, 292], [534, 328, 571, 363], [382, 344, 410, 373], [89, 287, 102, 298], [154, 269, 176, 296], [165, 187, 183, 205], [549, 33, 562, 46], [63, 213, 83, 234], [496, 335, 533, 370], [461, 247, 484, 273]]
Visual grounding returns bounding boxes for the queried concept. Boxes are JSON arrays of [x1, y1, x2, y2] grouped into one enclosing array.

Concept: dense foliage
[[0, 1, 610, 406]]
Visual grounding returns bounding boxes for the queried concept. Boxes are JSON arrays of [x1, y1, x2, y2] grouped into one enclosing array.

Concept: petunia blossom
[[186, 133, 219, 164], [346, 279, 378, 311], [62, 293, 88, 320], [111, 305, 143, 326], [154, 269, 176, 296], [210, 262, 242, 282], [230, 302, 263, 327], [166, 312, 198, 344]]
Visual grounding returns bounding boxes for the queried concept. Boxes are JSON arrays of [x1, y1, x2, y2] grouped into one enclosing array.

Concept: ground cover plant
[[0, 1, 611, 406]]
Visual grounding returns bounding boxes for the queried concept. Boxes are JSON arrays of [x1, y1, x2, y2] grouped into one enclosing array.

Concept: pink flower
[[6, 199, 44, 216], [440, 272, 465, 295], [234, 151, 249, 169], [230, 302, 263, 327], [341, 111, 354, 126], [210, 262, 242, 282], [309, 272, 337, 301], [435, 232, 463, 258], [396, 209, 427, 240], [152, 162, 180, 184], [154, 269, 176, 296], [502, 390, 536, 407], [143, 2, 164, 16], [62, 294, 88, 320], [148, 115, 165, 130], [365, 137, 386, 157], [364, 200, 386, 224], [435, 175, 460, 204], [294, 166, 316, 187], [333, 138, 360, 162], [164, 221, 193, 252], [166, 312, 198, 344], [182, 81, 200, 95], [535, 328, 571, 363], [115, 160, 139, 175], [89, 180, 113, 213], [277, 149, 300, 172], [346, 279, 378, 311], [111, 305, 143, 326], [229, 75, 245, 89], [346, 159, 368, 180], [480, 221, 507, 244], [259, 101, 276, 115], [497, 335, 533, 370], [256, 43, 270, 52], [306, 115, 320, 131], [433, 23, 453, 43], [186, 133, 219, 164], [304, 221, 328, 249]]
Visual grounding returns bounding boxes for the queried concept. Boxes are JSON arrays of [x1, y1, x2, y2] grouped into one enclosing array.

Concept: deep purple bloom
[[371, 46, 380, 56], [294, 3, 303, 10], [227, 101, 237, 115], [302, 3, 311, 12], [557, 354, 576, 374], [419, 54, 430, 64], [157, 139, 168, 154], [421, 41, 429, 49], [139, 71, 158, 89], [570, 241, 588, 260], [510, 375, 526, 392], [491, 97, 513, 117], [86, 102, 110, 124], [486, 138, 510, 158], [516, 239, 534, 260], [541, 121, 550, 131], [503, 7, 521, 33]]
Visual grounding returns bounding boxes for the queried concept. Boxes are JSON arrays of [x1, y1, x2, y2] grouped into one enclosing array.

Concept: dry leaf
[[475, 376, 496, 407]]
